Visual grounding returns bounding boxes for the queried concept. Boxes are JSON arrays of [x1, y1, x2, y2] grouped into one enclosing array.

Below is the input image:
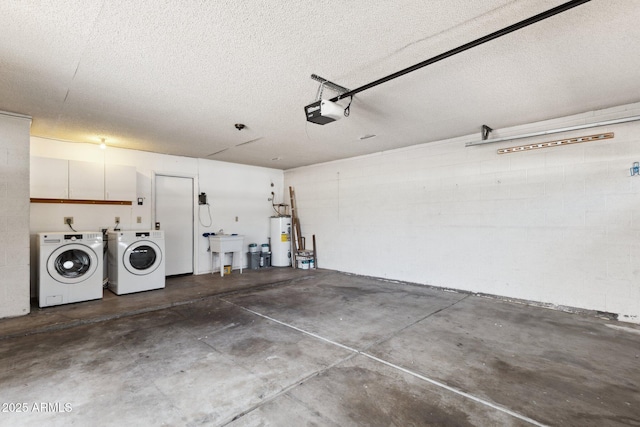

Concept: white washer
[[37, 232, 104, 308], [107, 230, 165, 295]]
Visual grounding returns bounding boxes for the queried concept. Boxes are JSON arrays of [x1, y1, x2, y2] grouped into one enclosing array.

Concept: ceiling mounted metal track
[[310, 74, 350, 95], [330, 0, 590, 103]]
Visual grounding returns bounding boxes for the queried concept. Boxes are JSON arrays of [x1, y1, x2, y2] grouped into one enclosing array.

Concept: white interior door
[[155, 175, 194, 276]]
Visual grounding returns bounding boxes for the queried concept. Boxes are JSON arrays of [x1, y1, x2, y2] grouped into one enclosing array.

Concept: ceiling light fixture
[[99, 138, 107, 150]]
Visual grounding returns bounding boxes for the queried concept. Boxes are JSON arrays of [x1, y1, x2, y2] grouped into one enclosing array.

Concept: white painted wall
[[285, 103, 640, 324], [29, 137, 284, 295], [0, 112, 32, 318]]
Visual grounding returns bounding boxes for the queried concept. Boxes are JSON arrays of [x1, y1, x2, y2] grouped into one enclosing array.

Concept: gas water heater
[[270, 216, 291, 267]]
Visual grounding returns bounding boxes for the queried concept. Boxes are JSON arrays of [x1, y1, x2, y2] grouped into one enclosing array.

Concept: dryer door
[[47, 243, 99, 284], [123, 240, 163, 275]]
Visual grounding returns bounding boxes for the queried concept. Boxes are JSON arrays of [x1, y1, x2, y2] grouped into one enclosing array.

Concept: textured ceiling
[[1, 0, 639, 169]]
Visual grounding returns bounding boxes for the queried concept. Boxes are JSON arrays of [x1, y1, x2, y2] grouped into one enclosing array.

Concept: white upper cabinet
[[68, 160, 104, 200], [105, 163, 136, 201], [30, 156, 136, 201], [30, 157, 69, 199]]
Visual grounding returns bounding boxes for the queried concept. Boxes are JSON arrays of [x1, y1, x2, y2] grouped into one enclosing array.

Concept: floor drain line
[[224, 301, 359, 353], [361, 294, 469, 354], [225, 300, 548, 427], [219, 352, 358, 426], [361, 353, 548, 427]]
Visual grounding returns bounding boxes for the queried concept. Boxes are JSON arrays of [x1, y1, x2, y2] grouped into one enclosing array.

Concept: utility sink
[[208, 235, 244, 277]]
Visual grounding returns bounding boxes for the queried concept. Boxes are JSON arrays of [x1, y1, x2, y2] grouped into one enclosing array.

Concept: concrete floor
[[0, 269, 638, 426]]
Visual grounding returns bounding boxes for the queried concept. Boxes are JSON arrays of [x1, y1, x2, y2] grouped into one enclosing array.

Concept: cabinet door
[[68, 160, 104, 200], [30, 157, 69, 198], [105, 164, 136, 201]]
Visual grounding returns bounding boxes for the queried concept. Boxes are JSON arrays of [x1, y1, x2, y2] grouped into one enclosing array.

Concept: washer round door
[[123, 241, 163, 275], [47, 244, 99, 284]]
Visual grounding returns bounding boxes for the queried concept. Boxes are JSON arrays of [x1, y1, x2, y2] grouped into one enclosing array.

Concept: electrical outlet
[[137, 216, 142, 223], [115, 216, 120, 223], [64, 216, 73, 225]]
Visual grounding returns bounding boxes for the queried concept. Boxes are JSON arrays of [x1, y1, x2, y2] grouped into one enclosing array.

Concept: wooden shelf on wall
[[30, 198, 132, 206]]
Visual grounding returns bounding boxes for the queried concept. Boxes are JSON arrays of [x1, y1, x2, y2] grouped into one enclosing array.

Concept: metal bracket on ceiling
[[482, 125, 493, 140], [311, 74, 350, 101]]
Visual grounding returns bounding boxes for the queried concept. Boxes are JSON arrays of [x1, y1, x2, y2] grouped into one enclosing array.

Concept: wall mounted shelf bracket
[[482, 125, 493, 140]]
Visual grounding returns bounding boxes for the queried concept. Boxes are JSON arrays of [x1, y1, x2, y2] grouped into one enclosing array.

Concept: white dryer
[[37, 232, 104, 308], [107, 230, 165, 295]]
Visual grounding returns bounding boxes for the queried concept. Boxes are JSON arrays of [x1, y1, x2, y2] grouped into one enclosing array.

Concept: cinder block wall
[[285, 103, 640, 324], [0, 112, 31, 318]]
